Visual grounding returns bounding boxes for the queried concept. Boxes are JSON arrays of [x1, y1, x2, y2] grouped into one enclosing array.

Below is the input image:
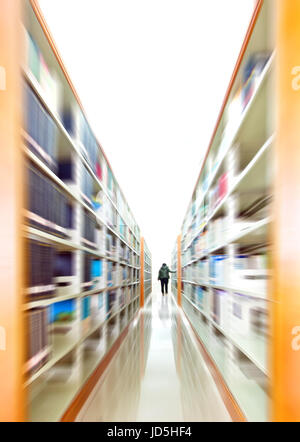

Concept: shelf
[[29, 378, 81, 422], [81, 345, 106, 386], [183, 135, 274, 254], [181, 292, 268, 375], [25, 330, 80, 387], [182, 53, 275, 252], [182, 297, 268, 421], [182, 216, 271, 268], [23, 292, 81, 311], [182, 280, 269, 301], [24, 71, 140, 252], [25, 147, 139, 255], [0, 0, 153, 423], [24, 225, 141, 267]]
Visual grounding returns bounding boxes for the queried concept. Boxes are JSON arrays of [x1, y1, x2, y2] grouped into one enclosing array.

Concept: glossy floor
[[76, 286, 231, 422]]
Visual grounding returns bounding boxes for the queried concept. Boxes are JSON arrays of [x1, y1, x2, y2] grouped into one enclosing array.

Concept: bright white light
[[39, 0, 255, 271]]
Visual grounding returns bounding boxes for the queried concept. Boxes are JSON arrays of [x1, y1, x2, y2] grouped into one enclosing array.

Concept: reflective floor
[[76, 284, 231, 422]]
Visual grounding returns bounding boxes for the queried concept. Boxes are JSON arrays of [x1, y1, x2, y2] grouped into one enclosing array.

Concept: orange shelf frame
[[0, 0, 26, 422], [271, 0, 300, 422]]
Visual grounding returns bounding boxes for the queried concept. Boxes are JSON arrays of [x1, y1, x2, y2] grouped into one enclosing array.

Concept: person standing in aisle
[[158, 263, 176, 296]]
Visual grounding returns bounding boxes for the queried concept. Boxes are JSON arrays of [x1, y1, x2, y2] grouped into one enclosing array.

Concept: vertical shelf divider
[[271, 0, 300, 422], [0, 0, 26, 422]]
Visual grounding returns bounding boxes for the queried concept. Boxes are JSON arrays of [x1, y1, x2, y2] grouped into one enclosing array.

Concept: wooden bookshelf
[[0, 0, 152, 422], [172, 0, 300, 422], [0, 0, 26, 422]]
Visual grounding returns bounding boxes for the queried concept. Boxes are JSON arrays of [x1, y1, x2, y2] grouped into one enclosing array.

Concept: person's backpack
[[159, 266, 169, 279]]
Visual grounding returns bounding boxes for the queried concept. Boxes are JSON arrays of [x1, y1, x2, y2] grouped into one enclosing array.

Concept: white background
[[39, 0, 255, 275]]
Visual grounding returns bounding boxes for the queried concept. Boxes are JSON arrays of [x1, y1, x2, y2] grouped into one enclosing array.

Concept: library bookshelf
[[171, 0, 300, 422], [0, 0, 152, 422]]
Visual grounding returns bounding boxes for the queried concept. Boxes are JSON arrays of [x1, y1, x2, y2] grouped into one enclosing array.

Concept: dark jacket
[[158, 264, 175, 280]]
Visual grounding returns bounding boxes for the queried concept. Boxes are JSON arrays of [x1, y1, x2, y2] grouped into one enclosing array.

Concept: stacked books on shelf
[[91, 259, 105, 290], [209, 255, 228, 287], [172, 1, 274, 422], [24, 28, 60, 111], [25, 307, 51, 375], [27, 164, 74, 239], [107, 291, 118, 317], [54, 251, 78, 297], [231, 253, 269, 295], [208, 173, 228, 216], [211, 289, 228, 329], [231, 291, 268, 338], [82, 254, 93, 291], [207, 217, 229, 250], [16, 0, 153, 423], [106, 232, 117, 258], [24, 82, 57, 172], [81, 165, 94, 207], [81, 296, 91, 334], [225, 51, 271, 136], [26, 240, 55, 299], [82, 210, 97, 248], [50, 299, 77, 334], [90, 293, 105, 325], [80, 115, 99, 175]]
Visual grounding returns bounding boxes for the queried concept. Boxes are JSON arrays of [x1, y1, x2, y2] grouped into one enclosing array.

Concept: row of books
[[25, 284, 143, 381], [184, 283, 268, 336], [189, 51, 272, 214], [107, 262, 139, 286], [183, 253, 268, 295], [27, 164, 73, 237], [82, 211, 97, 247], [80, 115, 101, 176], [183, 197, 270, 264], [25, 293, 107, 376], [26, 237, 138, 297], [26, 28, 108, 194], [24, 82, 57, 172], [25, 307, 51, 375], [107, 169, 118, 204], [26, 241, 80, 299], [182, 55, 272, 245], [81, 164, 94, 205], [24, 28, 60, 111], [26, 241, 55, 298], [226, 51, 271, 135], [24, 33, 141, 251], [27, 243, 110, 298], [208, 173, 228, 215]]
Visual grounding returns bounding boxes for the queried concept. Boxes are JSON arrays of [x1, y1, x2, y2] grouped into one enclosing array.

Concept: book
[[82, 210, 96, 246], [82, 254, 93, 290], [26, 240, 55, 299], [24, 83, 57, 172], [27, 164, 73, 237], [25, 307, 51, 375], [53, 251, 77, 296], [81, 296, 91, 333], [81, 165, 93, 205], [50, 299, 76, 335], [91, 259, 104, 290]]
